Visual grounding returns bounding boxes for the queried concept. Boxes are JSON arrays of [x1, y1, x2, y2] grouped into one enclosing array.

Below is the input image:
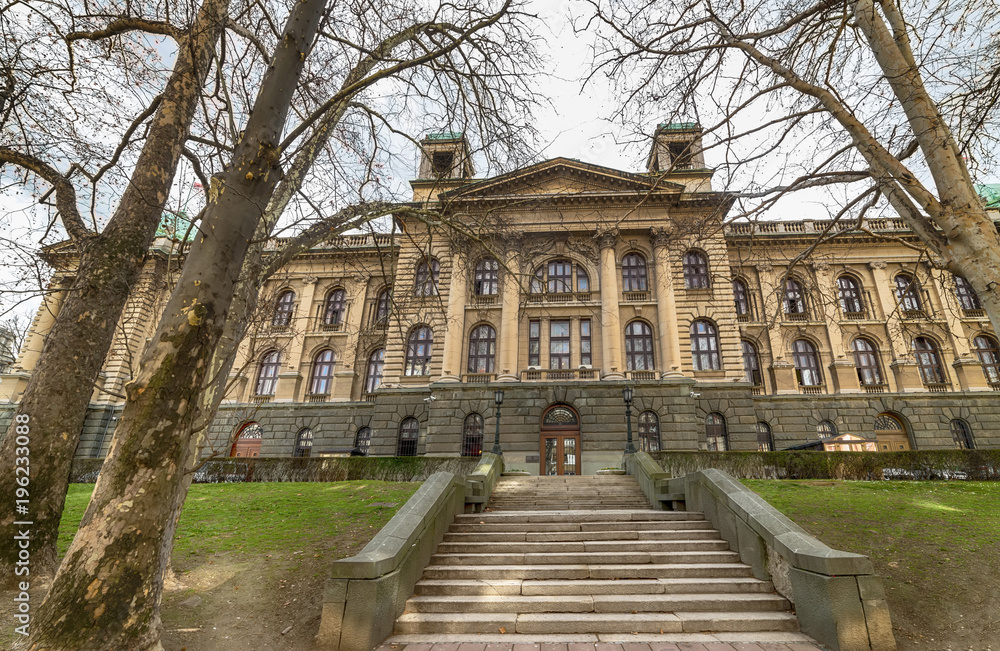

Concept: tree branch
[[0, 147, 92, 243], [66, 17, 184, 42]]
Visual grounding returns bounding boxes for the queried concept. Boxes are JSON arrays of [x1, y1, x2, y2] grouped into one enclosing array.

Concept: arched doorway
[[231, 423, 263, 457], [540, 404, 580, 475], [874, 413, 911, 451]]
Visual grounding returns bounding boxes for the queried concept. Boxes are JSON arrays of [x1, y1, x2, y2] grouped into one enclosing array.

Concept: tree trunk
[[25, 0, 327, 647], [0, 0, 228, 581]]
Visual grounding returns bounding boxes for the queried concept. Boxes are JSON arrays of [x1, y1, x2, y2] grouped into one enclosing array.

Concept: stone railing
[[521, 368, 598, 381], [317, 453, 505, 651], [644, 464, 896, 651]]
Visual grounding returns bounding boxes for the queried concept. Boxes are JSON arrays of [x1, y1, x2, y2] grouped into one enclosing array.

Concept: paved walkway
[[378, 642, 828, 651]]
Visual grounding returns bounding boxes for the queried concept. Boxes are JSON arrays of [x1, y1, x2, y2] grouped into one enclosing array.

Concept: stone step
[[404, 593, 791, 614], [442, 529, 721, 542], [449, 520, 710, 534], [454, 511, 704, 524], [420, 563, 755, 580], [435, 540, 731, 554], [430, 551, 741, 565], [414, 577, 775, 596], [393, 611, 800, 635]]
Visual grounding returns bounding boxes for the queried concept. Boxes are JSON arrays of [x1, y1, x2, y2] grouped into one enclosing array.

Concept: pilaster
[[496, 255, 520, 382], [652, 228, 683, 377], [598, 230, 624, 380], [439, 251, 467, 382]]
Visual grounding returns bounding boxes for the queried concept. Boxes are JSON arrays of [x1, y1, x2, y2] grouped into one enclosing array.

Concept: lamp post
[[622, 385, 637, 454], [491, 388, 504, 455]]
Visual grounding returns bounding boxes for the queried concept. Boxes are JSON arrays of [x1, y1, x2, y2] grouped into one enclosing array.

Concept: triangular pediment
[[440, 157, 685, 201]]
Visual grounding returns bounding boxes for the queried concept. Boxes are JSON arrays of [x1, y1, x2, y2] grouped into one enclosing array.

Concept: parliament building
[[4, 124, 1000, 474]]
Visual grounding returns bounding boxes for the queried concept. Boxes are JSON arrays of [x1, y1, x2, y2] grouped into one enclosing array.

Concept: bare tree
[[582, 0, 1000, 331]]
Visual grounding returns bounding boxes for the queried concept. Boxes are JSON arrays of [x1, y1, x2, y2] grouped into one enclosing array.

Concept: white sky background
[[1, 0, 999, 331]]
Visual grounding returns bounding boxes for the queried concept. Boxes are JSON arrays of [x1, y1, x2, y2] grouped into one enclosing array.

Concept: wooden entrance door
[[875, 413, 911, 451], [231, 423, 263, 457], [540, 405, 580, 476]]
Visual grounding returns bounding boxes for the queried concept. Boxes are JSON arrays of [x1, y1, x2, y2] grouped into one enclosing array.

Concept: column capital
[[755, 263, 774, 274], [810, 261, 831, 273], [868, 260, 888, 270], [596, 229, 618, 250], [649, 226, 673, 249]]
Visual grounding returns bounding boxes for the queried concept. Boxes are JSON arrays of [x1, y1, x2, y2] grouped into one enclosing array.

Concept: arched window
[[895, 274, 922, 312], [838, 276, 865, 315], [690, 320, 720, 371], [547, 259, 573, 294], [756, 422, 774, 452], [397, 417, 419, 456], [733, 279, 750, 317], [817, 420, 837, 439], [912, 336, 946, 385], [784, 279, 806, 315], [637, 411, 661, 453], [231, 422, 263, 458], [474, 258, 499, 296], [255, 351, 281, 395], [577, 266, 590, 292], [467, 324, 497, 374], [973, 335, 1000, 385], [851, 338, 884, 386], [792, 339, 822, 386], [622, 253, 648, 292], [741, 340, 762, 387], [323, 288, 346, 326], [293, 428, 313, 457], [309, 349, 336, 395], [414, 258, 440, 296], [954, 276, 982, 311], [365, 348, 385, 395], [272, 290, 295, 326], [706, 413, 728, 451], [354, 427, 372, 456], [625, 320, 655, 371], [462, 413, 484, 457], [405, 326, 434, 376], [683, 250, 709, 289], [950, 419, 975, 449], [373, 287, 391, 326]]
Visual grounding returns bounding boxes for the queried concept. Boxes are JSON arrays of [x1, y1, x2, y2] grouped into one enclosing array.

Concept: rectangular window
[[580, 319, 592, 366], [550, 320, 570, 369], [528, 320, 540, 367]]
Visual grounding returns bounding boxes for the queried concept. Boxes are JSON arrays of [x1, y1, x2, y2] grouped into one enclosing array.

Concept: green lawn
[[742, 480, 1000, 649], [58, 481, 422, 558]]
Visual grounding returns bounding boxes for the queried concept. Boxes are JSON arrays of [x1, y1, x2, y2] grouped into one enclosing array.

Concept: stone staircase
[[392, 476, 808, 642]]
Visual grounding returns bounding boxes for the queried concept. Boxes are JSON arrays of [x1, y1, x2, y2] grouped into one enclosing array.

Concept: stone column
[[439, 252, 467, 382], [496, 255, 520, 382], [16, 277, 71, 373], [651, 228, 683, 377], [598, 230, 624, 380]]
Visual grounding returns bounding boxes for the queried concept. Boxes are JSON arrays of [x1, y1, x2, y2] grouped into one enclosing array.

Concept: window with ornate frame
[[323, 288, 346, 326], [580, 319, 592, 366], [733, 279, 751, 316], [414, 258, 440, 296], [272, 290, 295, 326], [372, 288, 391, 325], [912, 336, 946, 385], [405, 326, 434, 376], [547, 259, 573, 294], [838, 275, 865, 315], [462, 413, 484, 456], [792, 339, 822, 386], [467, 324, 497, 374], [756, 421, 774, 452], [621, 252, 648, 292], [365, 348, 384, 395], [255, 351, 281, 395], [293, 428, 313, 457], [954, 276, 982, 311], [637, 410, 661, 452], [683, 250, 710, 289], [528, 320, 541, 367], [625, 320, 655, 371], [973, 335, 1000, 384], [690, 320, 720, 371], [706, 413, 728, 451], [397, 417, 419, 456], [549, 320, 571, 369], [895, 274, 922, 312], [309, 349, 336, 395], [784, 279, 806, 315], [851, 338, 884, 386], [474, 258, 500, 296], [741, 340, 762, 386]]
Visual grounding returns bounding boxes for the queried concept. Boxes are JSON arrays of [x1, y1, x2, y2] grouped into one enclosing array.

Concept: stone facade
[[3, 124, 999, 471]]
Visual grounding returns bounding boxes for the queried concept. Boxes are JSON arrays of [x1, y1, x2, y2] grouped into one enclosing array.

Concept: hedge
[[650, 450, 1000, 481], [69, 456, 482, 484]]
